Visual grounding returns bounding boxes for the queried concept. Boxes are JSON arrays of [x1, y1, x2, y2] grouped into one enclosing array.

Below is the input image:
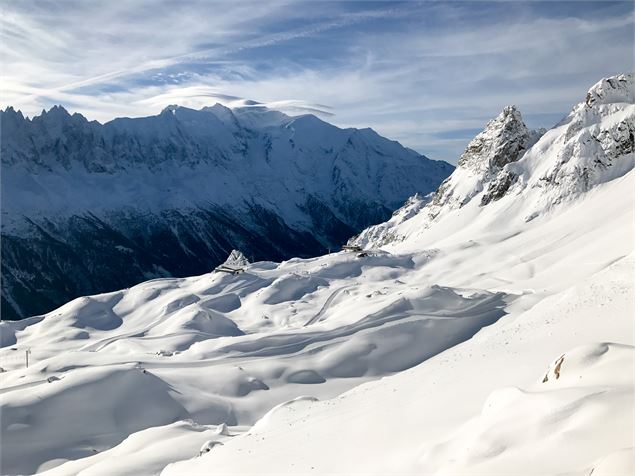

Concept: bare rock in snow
[[221, 250, 250, 268]]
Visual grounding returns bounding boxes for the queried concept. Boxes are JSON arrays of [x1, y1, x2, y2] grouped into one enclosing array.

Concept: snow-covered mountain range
[[0, 73, 633, 476], [0, 104, 452, 320]]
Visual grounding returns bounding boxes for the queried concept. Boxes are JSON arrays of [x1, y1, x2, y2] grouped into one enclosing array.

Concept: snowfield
[[0, 73, 633, 475]]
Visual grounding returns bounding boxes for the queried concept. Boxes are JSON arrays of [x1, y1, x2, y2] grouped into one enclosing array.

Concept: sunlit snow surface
[[0, 248, 511, 474], [0, 74, 633, 475]]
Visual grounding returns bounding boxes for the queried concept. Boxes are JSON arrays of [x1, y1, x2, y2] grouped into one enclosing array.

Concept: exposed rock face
[[458, 106, 538, 175], [447, 105, 543, 208], [347, 193, 431, 249], [480, 170, 518, 206], [1, 105, 453, 319]]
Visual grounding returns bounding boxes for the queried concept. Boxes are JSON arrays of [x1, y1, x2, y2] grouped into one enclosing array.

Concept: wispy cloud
[[1, 0, 633, 163]]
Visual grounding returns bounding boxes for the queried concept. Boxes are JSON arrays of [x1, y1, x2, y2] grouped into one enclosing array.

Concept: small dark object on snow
[[199, 440, 224, 456], [342, 244, 363, 252], [356, 252, 369, 258]]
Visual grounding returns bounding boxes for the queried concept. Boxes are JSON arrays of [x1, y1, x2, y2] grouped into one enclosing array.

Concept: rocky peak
[[534, 72, 635, 202], [458, 105, 535, 175], [38, 105, 71, 120], [2, 106, 25, 120], [0, 107, 26, 130], [435, 105, 543, 206], [31, 105, 92, 131], [351, 73, 633, 250], [351, 106, 548, 247]]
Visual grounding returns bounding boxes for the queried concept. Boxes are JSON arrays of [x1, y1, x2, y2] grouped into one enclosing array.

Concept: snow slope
[[0, 247, 510, 474], [0, 73, 633, 475], [0, 103, 452, 319], [165, 248, 634, 476], [163, 74, 635, 476]]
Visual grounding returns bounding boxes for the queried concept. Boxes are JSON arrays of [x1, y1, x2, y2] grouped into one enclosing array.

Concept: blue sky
[[1, 0, 633, 163]]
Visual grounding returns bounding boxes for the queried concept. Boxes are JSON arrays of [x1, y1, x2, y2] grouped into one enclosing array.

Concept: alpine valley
[[0, 73, 633, 476], [0, 104, 452, 319]]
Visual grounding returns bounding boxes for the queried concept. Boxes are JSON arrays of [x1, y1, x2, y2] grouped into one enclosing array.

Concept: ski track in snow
[[303, 284, 357, 326]]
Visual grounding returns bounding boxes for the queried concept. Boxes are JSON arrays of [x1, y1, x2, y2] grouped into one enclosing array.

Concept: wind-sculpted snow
[[0, 250, 508, 474], [0, 104, 453, 319], [35, 421, 244, 476], [165, 214, 635, 476], [417, 343, 635, 474]]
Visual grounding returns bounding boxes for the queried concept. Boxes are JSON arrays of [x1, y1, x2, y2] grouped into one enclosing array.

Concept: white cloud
[[1, 1, 632, 163]]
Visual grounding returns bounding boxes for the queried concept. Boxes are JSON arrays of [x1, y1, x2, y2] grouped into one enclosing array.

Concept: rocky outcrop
[[585, 73, 635, 107], [222, 250, 250, 268], [457, 106, 538, 175]]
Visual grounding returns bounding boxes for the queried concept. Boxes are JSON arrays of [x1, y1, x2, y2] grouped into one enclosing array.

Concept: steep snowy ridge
[[353, 72, 634, 249], [514, 73, 635, 205], [0, 104, 452, 319], [351, 105, 544, 247], [0, 74, 633, 476]]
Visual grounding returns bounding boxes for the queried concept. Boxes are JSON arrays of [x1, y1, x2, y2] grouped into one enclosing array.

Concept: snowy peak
[[516, 72, 635, 208], [349, 106, 540, 248], [585, 72, 635, 107], [427, 105, 542, 210], [201, 103, 239, 127], [352, 73, 634, 250], [40, 104, 71, 118]]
